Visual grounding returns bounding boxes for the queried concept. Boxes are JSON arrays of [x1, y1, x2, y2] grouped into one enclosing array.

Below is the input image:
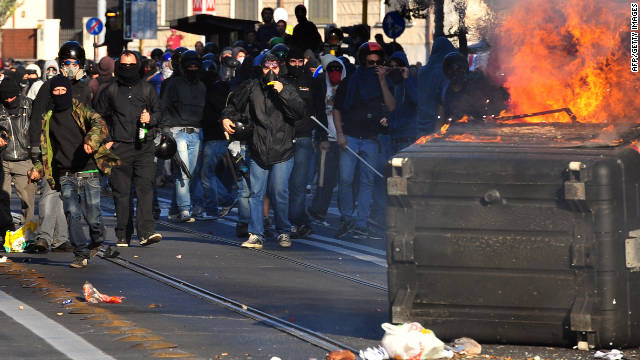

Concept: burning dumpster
[[386, 0, 640, 349]]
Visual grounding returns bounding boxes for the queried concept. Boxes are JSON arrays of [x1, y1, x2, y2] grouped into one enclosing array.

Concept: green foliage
[[0, 0, 21, 28]]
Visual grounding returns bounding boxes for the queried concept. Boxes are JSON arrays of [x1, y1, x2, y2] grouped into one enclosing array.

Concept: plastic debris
[[451, 337, 482, 355], [176, 254, 182, 259], [380, 322, 452, 360], [359, 346, 389, 360], [57, 312, 63, 316], [82, 282, 124, 304], [594, 349, 623, 360], [0, 256, 8, 262], [326, 349, 356, 360], [3, 221, 38, 252], [18, 305, 24, 310], [62, 299, 72, 305]]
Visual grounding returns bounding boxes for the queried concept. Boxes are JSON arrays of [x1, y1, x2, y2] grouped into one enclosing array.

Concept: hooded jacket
[[221, 77, 306, 167], [159, 74, 206, 130], [283, 59, 322, 138], [89, 56, 115, 104], [26, 64, 44, 100], [417, 37, 456, 134], [316, 54, 347, 142], [387, 51, 418, 140], [94, 52, 161, 143]]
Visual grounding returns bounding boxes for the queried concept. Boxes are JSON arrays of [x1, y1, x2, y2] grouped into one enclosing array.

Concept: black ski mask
[[0, 79, 21, 109], [116, 62, 141, 86], [50, 75, 73, 111], [388, 68, 403, 84], [263, 69, 278, 87]]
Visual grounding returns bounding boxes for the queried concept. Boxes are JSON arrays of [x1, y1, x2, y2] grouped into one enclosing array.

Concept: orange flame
[[415, 122, 451, 144], [492, 0, 639, 124], [446, 135, 502, 143]]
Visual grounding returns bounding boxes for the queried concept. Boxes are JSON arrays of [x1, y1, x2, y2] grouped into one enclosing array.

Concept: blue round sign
[[383, 11, 406, 39], [86, 17, 103, 36]]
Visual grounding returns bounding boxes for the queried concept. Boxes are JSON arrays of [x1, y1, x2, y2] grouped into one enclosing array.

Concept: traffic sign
[[382, 11, 406, 39], [86, 17, 103, 35]]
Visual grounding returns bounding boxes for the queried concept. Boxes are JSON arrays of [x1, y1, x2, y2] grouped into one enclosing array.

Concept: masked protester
[[43, 60, 59, 81], [94, 50, 162, 248], [0, 78, 36, 240], [221, 53, 306, 249], [159, 50, 206, 223], [143, 58, 163, 95], [24, 64, 44, 100], [332, 41, 396, 239], [29, 75, 119, 268], [307, 55, 346, 224], [30, 42, 92, 166], [282, 47, 322, 239]]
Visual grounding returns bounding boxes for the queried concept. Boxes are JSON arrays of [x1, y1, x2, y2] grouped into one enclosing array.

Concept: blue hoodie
[[387, 50, 418, 140], [417, 37, 457, 134]]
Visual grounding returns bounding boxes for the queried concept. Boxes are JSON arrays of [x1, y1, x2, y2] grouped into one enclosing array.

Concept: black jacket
[[160, 76, 206, 129], [0, 95, 32, 161], [292, 20, 323, 52], [222, 78, 305, 167], [283, 71, 322, 139], [29, 77, 91, 148], [203, 79, 231, 142], [95, 79, 161, 143]]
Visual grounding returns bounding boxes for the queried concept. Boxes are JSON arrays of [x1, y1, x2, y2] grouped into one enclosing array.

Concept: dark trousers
[[110, 141, 156, 240], [310, 141, 340, 218], [59, 173, 104, 258]]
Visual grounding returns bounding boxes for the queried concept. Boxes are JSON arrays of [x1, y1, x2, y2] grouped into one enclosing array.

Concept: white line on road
[[0, 290, 116, 360]]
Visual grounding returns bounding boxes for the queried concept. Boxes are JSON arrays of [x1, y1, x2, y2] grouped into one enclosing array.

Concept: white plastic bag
[[381, 322, 450, 360]]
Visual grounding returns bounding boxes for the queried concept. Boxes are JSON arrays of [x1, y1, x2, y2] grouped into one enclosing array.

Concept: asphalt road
[[0, 185, 638, 360]]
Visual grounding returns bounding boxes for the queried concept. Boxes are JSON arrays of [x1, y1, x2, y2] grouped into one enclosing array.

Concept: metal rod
[[310, 116, 384, 179], [491, 107, 577, 123]]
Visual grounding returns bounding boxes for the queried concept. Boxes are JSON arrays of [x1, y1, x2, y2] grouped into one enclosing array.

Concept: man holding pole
[[331, 42, 395, 239]]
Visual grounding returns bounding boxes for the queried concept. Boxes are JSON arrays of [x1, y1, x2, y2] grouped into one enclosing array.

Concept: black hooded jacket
[[283, 69, 323, 138], [221, 78, 305, 167], [94, 52, 161, 143]]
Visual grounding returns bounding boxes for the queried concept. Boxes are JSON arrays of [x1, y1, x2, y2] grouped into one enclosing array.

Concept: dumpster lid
[[169, 14, 258, 35]]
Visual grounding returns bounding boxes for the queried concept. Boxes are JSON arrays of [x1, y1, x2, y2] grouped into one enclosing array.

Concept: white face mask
[[237, 56, 245, 64], [162, 67, 173, 79]]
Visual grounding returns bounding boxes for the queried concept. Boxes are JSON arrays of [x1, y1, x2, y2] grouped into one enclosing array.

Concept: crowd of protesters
[[0, 4, 490, 266]]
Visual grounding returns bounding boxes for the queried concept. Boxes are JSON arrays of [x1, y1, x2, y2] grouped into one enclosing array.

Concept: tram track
[[97, 250, 360, 354]]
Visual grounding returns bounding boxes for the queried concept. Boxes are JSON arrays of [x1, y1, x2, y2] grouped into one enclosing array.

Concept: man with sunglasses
[[222, 53, 305, 249], [95, 50, 163, 248], [283, 47, 322, 239], [331, 41, 396, 239]]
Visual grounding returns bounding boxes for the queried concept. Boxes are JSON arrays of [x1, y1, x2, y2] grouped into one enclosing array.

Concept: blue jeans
[[201, 140, 235, 214], [36, 179, 68, 248], [59, 174, 104, 258], [338, 136, 377, 228], [248, 156, 294, 237], [236, 144, 250, 224], [370, 134, 392, 225], [171, 129, 201, 213], [289, 137, 313, 226]]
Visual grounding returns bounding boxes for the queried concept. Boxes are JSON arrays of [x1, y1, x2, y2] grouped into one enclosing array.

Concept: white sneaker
[[176, 211, 195, 223], [241, 233, 264, 249]]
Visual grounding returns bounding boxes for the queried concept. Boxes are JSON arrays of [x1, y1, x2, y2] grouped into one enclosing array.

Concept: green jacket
[[33, 99, 120, 189]]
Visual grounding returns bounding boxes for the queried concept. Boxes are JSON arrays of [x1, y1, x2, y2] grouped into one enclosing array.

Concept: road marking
[[0, 290, 116, 360], [295, 239, 387, 267]]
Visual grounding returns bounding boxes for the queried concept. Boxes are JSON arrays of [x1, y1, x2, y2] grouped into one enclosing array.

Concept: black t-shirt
[[50, 108, 96, 172]]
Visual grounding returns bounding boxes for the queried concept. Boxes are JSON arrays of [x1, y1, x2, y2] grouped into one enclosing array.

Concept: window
[[235, 0, 258, 20], [165, 0, 187, 24], [308, 0, 332, 24]]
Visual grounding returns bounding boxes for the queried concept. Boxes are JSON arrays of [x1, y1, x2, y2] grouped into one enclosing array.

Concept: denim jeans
[[310, 141, 340, 218], [59, 174, 104, 258], [171, 128, 201, 213], [370, 134, 392, 226], [236, 144, 250, 225], [288, 137, 313, 226], [36, 179, 68, 247], [201, 140, 235, 214], [338, 136, 378, 228], [248, 156, 294, 237]]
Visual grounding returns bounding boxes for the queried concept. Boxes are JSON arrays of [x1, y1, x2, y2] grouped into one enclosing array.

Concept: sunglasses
[[63, 60, 79, 66], [263, 61, 278, 70], [367, 59, 385, 66]]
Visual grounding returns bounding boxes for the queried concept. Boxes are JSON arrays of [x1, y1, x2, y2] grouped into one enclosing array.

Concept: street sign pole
[[94, 35, 98, 60]]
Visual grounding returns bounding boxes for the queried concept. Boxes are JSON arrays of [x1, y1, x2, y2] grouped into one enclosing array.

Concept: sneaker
[[89, 242, 103, 257], [335, 220, 354, 238], [69, 256, 88, 268], [277, 233, 292, 248], [51, 241, 74, 252], [116, 238, 130, 247], [140, 233, 162, 247], [195, 212, 217, 221], [219, 199, 238, 218], [291, 224, 312, 239], [235, 222, 249, 238], [176, 211, 195, 223], [241, 233, 264, 249], [99, 245, 120, 258]]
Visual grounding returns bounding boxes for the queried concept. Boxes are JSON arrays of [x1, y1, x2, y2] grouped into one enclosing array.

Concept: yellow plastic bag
[[3, 221, 38, 253]]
